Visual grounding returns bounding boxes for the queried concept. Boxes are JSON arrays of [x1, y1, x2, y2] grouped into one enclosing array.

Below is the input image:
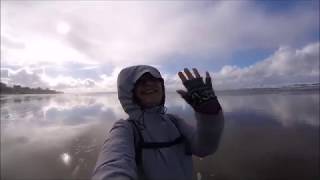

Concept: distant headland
[[215, 83, 320, 95], [0, 82, 63, 94]]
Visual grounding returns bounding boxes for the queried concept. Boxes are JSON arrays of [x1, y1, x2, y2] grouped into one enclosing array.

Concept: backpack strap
[[128, 119, 145, 179], [167, 113, 192, 155], [128, 119, 143, 166], [167, 113, 182, 134], [128, 115, 191, 176], [142, 135, 184, 148]]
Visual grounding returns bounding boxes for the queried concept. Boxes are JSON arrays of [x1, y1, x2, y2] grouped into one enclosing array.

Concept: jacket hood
[[117, 65, 165, 119]]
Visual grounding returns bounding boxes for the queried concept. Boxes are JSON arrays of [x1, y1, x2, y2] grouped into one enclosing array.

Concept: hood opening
[[117, 65, 166, 116], [132, 72, 165, 109]]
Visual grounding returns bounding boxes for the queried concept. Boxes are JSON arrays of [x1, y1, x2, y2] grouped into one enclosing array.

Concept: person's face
[[134, 73, 163, 108]]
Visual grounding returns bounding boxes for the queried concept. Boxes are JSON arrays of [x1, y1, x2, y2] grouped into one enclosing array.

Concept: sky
[[1, 0, 319, 93]]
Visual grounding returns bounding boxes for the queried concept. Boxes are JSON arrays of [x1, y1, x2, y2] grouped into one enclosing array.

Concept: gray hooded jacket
[[92, 65, 224, 180]]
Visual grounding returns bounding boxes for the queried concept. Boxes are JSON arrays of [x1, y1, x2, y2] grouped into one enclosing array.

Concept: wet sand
[[1, 92, 319, 180]]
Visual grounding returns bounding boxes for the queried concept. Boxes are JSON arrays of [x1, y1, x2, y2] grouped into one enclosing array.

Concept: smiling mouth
[[142, 89, 158, 95]]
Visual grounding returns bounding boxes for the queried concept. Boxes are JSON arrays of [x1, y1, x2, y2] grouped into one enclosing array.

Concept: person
[[92, 65, 224, 180]]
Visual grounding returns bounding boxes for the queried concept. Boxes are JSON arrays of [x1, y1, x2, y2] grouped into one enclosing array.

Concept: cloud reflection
[[1, 92, 319, 179], [221, 92, 319, 127]]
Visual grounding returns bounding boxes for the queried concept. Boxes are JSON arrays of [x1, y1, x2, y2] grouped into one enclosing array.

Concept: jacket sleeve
[[174, 109, 224, 158], [92, 120, 137, 180]]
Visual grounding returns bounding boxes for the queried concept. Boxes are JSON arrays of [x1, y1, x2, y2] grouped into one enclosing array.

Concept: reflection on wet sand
[[1, 92, 319, 179], [193, 92, 319, 180], [61, 152, 71, 166], [1, 94, 119, 180]]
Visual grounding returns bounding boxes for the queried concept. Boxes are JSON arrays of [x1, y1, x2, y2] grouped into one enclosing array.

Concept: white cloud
[[1, 1, 317, 67], [1, 1, 318, 92], [213, 42, 319, 89], [1, 42, 318, 92], [3, 67, 46, 88], [1, 35, 95, 66]]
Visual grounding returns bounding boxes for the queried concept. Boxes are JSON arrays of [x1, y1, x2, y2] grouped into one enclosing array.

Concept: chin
[[143, 100, 162, 108]]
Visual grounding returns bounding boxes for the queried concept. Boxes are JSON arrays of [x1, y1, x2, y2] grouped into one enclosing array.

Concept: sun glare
[[60, 152, 72, 165], [56, 21, 71, 35]]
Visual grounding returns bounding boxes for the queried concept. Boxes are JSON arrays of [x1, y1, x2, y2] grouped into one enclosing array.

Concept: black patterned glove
[[177, 68, 222, 114]]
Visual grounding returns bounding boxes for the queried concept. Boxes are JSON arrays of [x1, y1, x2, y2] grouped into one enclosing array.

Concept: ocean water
[[1, 91, 319, 180]]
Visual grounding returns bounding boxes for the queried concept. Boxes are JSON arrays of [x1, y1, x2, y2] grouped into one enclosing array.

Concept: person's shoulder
[[105, 119, 135, 149], [166, 113, 183, 121], [113, 118, 129, 125], [109, 119, 133, 133]]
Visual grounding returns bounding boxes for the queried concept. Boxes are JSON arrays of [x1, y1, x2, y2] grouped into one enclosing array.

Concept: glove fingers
[[184, 68, 195, 79], [178, 72, 187, 83], [177, 89, 192, 102], [192, 68, 201, 78], [176, 89, 188, 97], [205, 71, 212, 87]]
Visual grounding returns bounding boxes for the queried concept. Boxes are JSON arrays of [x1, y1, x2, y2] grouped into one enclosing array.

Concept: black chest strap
[[142, 135, 184, 149], [128, 115, 186, 166], [129, 119, 185, 148]]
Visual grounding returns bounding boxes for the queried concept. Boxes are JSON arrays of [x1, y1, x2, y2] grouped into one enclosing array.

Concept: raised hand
[[177, 68, 221, 114]]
